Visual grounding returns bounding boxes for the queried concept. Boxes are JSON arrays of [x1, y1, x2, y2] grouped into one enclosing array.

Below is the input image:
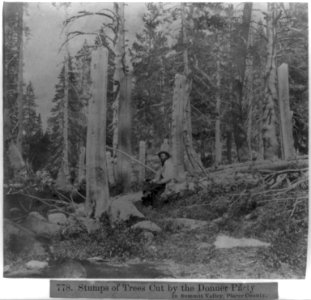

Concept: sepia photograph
[[2, 2, 308, 280]]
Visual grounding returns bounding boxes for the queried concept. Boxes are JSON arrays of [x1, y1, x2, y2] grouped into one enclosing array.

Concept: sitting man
[[142, 144, 174, 207]]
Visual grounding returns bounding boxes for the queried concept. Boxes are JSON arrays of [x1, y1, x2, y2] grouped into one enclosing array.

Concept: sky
[[23, 3, 146, 130]]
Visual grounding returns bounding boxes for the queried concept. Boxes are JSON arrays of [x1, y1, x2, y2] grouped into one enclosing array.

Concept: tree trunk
[[171, 74, 186, 181], [61, 56, 71, 185], [181, 3, 204, 174], [138, 141, 146, 183], [112, 3, 125, 157], [232, 3, 253, 162], [116, 73, 133, 192], [278, 63, 295, 159], [106, 151, 115, 186], [262, 3, 280, 160], [77, 146, 86, 185], [215, 35, 222, 165], [16, 4, 24, 154], [86, 48, 110, 218]]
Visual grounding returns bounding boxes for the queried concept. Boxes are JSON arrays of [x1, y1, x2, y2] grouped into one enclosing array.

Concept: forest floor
[[4, 167, 308, 279]]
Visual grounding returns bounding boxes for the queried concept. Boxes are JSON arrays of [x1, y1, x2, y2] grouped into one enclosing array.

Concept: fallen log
[[205, 158, 308, 175]]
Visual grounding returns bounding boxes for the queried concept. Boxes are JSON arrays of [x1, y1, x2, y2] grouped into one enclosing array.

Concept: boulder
[[114, 191, 143, 203], [166, 218, 208, 231], [109, 199, 145, 224], [50, 260, 87, 278], [78, 217, 101, 234], [74, 203, 87, 217], [214, 235, 271, 249], [26, 260, 48, 271], [23, 211, 61, 236], [3, 265, 11, 273], [140, 231, 155, 243], [48, 212, 67, 225], [132, 221, 161, 233], [4, 219, 48, 257]]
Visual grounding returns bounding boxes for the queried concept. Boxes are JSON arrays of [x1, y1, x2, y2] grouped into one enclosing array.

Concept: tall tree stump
[[86, 48, 110, 218], [106, 151, 115, 185], [278, 63, 295, 159], [116, 73, 133, 192], [77, 146, 86, 185], [171, 74, 186, 181], [138, 141, 146, 183]]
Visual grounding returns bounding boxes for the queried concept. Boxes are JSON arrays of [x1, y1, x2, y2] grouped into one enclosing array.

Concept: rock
[[48, 213, 67, 225], [141, 231, 155, 243], [79, 217, 101, 234], [132, 221, 161, 233], [23, 211, 61, 236], [32, 241, 48, 256], [214, 235, 271, 249], [166, 218, 208, 231], [26, 260, 48, 271], [4, 265, 11, 273], [198, 242, 213, 250], [50, 260, 87, 278], [115, 192, 143, 203], [87, 256, 106, 263], [74, 203, 87, 217], [109, 198, 145, 224], [4, 219, 48, 258]]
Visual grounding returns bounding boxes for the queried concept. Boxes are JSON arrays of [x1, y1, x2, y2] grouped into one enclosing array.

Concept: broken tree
[[86, 47, 110, 218], [278, 63, 295, 159], [262, 3, 280, 160]]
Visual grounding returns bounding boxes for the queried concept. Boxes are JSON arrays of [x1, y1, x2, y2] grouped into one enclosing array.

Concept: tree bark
[[117, 73, 133, 192], [16, 4, 24, 154], [106, 151, 116, 186], [278, 63, 295, 159], [215, 34, 222, 165], [232, 3, 253, 162], [262, 3, 280, 160], [138, 141, 146, 183], [181, 3, 204, 173], [61, 56, 71, 185], [86, 48, 110, 218], [112, 3, 125, 157], [171, 74, 186, 181], [77, 146, 86, 185]]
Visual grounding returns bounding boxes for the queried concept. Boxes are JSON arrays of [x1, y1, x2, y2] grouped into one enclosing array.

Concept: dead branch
[[106, 145, 157, 174]]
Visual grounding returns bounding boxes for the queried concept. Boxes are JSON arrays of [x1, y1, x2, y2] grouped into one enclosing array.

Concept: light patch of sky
[[23, 2, 146, 130]]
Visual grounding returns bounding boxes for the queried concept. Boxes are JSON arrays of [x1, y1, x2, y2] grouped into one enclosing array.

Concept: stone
[[198, 242, 212, 250], [50, 260, 87, 278], [214, 235, 271, 249], [48, 213, 67, 225], [74, 203, 87, 217], [32, 241, 48, 256], [166, 218, 208, 231], [79, 217, 101, 234], [114, 192, 143, 203], [141, 231, 155, 243], [3, 265, 11, 273], [24, 211, 61, 236], [4, 219, 48, 258], [109, 198, 145, 224], [26, 260, 48, 271], [87, 256, 106, 263], [132, 220, 161, 233]]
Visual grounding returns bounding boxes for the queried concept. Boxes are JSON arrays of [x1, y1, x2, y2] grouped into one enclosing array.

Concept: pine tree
[[131, 3, 170, 152], [47, 56, 83, 181]]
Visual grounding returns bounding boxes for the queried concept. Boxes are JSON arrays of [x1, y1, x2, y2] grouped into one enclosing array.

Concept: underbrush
[[52, 216, 147, 261]]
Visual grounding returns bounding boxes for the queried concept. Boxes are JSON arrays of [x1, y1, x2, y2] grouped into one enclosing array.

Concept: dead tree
[[262, 3, 280, 159], [278, 63, 295, 159], [86, 48, 110, 218]]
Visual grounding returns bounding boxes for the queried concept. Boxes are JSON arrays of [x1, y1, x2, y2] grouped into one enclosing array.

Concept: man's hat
[[157, 140, 171, 158]]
